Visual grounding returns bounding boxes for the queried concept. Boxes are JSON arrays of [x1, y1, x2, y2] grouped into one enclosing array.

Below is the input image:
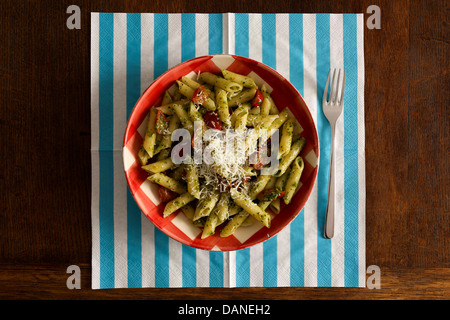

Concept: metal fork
[[322, 68, 346, 239]]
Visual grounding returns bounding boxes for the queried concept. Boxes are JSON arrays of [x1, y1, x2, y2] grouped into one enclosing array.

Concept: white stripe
[[140, 13, 154, 94], [302, 14, 318, 287], [168, 14, 182, 69], [90, 12, 100, 290], [196, 250, 210, 287], [222, 13, 228, 54], [275, 14, 291, 287], [223, 250, 231, 287], [329, 14, 345, 287], [113, 13, 128, 288], [196, 14, 209, 56], [228, 249, 236, 287], [356, 14, 366, 287], [276, 14, 290, 80], [248, 14, 262, 62], [169, 238, 183, 287], [139, 13, 156, 288], [226, 13, 235, 54], [250, 244, 264, 286], [141, 217, 155, 287], [277, 228, 291, 286], [91, 13, 100, 152]]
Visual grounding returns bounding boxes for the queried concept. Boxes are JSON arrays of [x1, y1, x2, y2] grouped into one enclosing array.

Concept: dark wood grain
[[0, 264, 448, 300], [0, 0, 448, 300]]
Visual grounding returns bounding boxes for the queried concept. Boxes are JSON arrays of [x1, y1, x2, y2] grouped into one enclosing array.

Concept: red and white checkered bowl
[[123, 55, 319, 251]]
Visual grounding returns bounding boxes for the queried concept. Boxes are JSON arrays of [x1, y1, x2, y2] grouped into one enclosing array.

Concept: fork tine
[[329, 68, 337, 103], [332, 69, 341, 103], [339, 69, 346, 105], [323, 68, 331, 104]]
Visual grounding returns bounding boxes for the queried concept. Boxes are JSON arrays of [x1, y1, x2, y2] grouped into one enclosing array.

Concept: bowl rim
[[122, 54, 320, 251]]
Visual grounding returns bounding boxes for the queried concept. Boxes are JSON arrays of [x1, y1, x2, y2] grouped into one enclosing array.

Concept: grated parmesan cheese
[[196, 129, 251, 198]]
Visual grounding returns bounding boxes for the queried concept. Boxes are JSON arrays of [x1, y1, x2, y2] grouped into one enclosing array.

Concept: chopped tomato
[[252, 157, 263, 170], [158, 186, 178, 202], [203, 111, 223, 131], [251, 89, 263, 107], [251, 150, 264, 170], [155, 110, 169, 135], [192, 85, 209, 105], [257, 188, 283, 202]]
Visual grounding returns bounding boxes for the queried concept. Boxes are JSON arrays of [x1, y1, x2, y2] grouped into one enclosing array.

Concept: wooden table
[[1, 0, 448, 300]]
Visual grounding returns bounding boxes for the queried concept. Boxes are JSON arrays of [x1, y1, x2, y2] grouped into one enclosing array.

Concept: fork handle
[[324, 123, 336, 239]]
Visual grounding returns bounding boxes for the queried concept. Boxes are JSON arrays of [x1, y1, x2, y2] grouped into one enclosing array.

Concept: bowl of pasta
[[123, 54, 319, 251]]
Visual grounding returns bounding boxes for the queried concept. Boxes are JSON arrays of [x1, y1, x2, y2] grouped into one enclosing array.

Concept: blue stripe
[[182, 245, 197, 287], [182, 14, 195, 61], [154, 14, 168, 79], [343, 14, 359, 287], [261, 13, 277, 287], [234, 13, 249, 57], [262, 14, 276, 68], [154, 228, 169, 287], [209, 14, 223, 54], [290, 209, 304, 286], [289, 14, 305, 286], [263, 237, 277, 287], [236, 248, 250, 287], [209, 252, 224, 287], [316, 14, 332, 287], [126, 13, 142, 288], [153, 13, 170, 288], [289, 14, 304, 96], [180, 13, 197, 287], [98, 12, 115, 289]]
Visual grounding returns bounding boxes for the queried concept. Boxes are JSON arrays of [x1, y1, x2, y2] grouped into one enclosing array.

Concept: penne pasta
[[172, 103, 194, 135], [141, 157, 174, 174], [163, 192, 196, 217], [199, 72, 243, 93], [157, 99, 189, 115], [138, 146, 150, 166], [138, 70, 308, 239], [269, 198, 281, 214], [161, 90, 173, 106], [193, 191, 220, 221], [154, 113, 182, 154], [248, 174, 272, 200], [278, 117, 296, 159], [201, 212, 220, 239], [260, 84, 272, 115], [234, 106, 249, 132], [222, 69, 257, 88], [216, 193, 230, 222], [177, 80, 216, 111], [274, 137, 306, 177], [220, 210, 249, 237], [181, 76, 202, 89], [228, 87, 257, 107], [216, 89, 231, 128], [230, 188, 271, 228], [142, 107, 157, 158], [147, 172, 187, 194], [185, 163, 200, 199], [283, 157, 304, 204]]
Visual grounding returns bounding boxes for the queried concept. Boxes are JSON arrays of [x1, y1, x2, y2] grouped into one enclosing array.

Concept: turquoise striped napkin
[[91, 13, 365, 289]]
